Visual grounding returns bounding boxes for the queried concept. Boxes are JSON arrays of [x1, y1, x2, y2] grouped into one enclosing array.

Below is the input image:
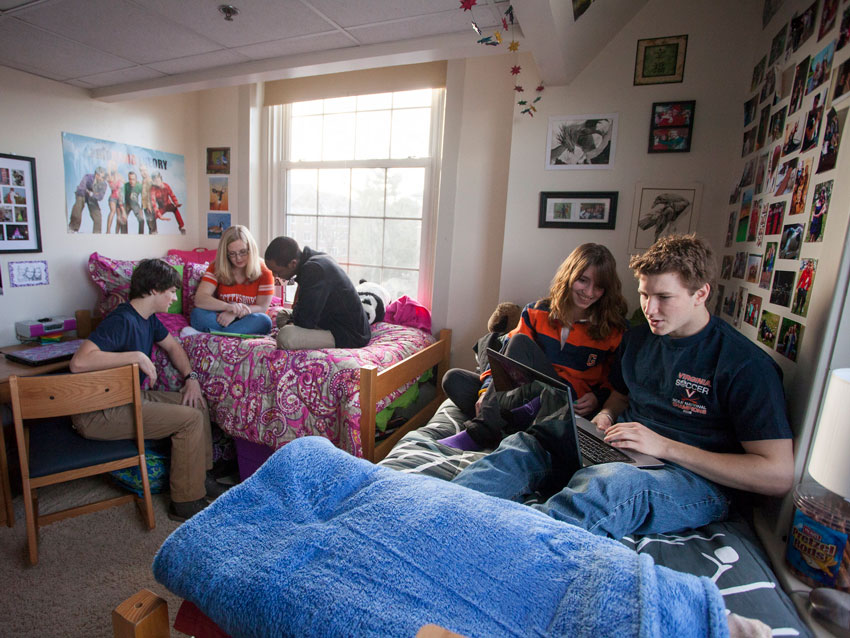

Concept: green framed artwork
[[634, 34, 688, 86]]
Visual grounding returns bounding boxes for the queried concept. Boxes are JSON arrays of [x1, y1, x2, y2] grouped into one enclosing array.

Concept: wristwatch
[[184, 371, 199, 383]]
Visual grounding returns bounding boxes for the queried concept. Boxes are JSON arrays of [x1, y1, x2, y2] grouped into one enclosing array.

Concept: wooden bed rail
[[360, 328, 451, 463]]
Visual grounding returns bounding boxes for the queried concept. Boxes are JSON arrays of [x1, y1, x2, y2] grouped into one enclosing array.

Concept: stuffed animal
[[357, 280, 391, 325], [487, 302, 522, 334]]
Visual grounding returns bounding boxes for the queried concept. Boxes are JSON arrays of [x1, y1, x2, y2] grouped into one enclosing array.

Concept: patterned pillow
[[182, 261, 210, 319], [88, 252, 182, 317], [167, 247, 217, 265]]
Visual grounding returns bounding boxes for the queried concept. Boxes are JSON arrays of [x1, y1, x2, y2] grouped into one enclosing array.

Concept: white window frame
[[270, 89, 444, 307]]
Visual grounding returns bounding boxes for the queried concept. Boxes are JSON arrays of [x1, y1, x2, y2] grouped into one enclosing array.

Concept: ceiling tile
[[17, 0, 221, 64], [235, 31, 354, 60], [75, 65, 166, 88], [304, 0, 460, 28], [348, 10, 485, 46], [136, 0, 337, 48], [147, 48, 252, 74]]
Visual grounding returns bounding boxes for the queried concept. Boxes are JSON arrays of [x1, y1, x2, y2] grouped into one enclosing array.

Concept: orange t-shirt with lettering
[[201, 262, 275, 305]]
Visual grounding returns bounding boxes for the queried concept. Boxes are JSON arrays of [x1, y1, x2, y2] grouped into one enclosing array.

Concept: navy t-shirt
[[89, 302, 168, 386], [610, 316, 792, 453]]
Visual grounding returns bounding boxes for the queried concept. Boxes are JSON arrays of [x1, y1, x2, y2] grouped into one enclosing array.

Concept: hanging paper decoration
[[459, 3, 543, 116]]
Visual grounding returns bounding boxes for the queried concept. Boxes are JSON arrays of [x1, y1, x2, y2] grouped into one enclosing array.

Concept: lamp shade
[[809, 368, 850, 499]]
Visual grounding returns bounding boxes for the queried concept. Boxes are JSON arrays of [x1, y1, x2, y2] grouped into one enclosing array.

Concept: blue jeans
[[451, 432, 729, 538], [190, 307, 272, 335]]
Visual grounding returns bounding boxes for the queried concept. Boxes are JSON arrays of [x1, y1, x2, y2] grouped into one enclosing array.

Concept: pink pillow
[[182, 261, 210, 319], [88, 252, 181, 317], [168, 247, 217, 265]]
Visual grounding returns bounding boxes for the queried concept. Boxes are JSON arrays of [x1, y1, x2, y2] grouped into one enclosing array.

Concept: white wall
[[0, 66, 201, 346], [499, 0, 756, 315]]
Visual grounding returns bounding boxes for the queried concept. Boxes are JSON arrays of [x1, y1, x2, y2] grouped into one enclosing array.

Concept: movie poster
[[62, 132, 187, 235]]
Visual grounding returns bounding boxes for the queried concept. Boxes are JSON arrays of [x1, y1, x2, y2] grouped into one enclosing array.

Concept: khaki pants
[[277, 324, 335, 350], [71, 390, 212, 502]]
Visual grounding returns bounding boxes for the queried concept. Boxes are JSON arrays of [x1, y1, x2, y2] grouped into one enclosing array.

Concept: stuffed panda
[[356, 279, 391, 325]]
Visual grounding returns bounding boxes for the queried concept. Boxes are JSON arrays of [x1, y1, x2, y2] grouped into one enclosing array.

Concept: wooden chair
[[9, 363, 155, 565]]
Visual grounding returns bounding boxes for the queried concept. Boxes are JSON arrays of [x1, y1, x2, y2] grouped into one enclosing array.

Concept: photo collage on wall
[[206, 147, 231, 239], [722, 0, 850, 363]]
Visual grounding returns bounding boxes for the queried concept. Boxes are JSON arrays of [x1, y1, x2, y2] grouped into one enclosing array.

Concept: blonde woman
[[188, 225, 274, 335]]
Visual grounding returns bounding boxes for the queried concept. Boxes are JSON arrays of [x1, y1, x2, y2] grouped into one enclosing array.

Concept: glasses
[[227, 249, 249, 259]]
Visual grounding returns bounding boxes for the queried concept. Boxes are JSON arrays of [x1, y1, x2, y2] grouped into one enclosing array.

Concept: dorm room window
[[274, 87, 444, 304]]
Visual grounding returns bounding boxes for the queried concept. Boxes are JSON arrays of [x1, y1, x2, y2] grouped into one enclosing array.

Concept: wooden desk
[[0, 343, 73, 527]]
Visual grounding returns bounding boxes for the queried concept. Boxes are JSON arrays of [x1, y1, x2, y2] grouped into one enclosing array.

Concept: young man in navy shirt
[[453, 234, 794, 538]]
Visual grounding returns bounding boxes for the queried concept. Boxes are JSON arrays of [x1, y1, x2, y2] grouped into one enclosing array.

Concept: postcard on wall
[[545, 114, 617, 169], [779, 223, 804, 259], [629, 183, 702, 251], [758, 310, 781, 349], [817, 107, 847, 173], [8, 259, 48, 287], [776, 317, 803, 362], [830, 59, 850, 106], [207, 212, 231, 239], [62, 132, 186, 235], [746, 254, 763, 284], [806, 179, 832, 242], [0, 153, 42, 254], [760, 241, 778, 289], [791, 258, 817, 317], [209, 177, 229, 211], [744, 293, 763, 328], [770, 270, 796, 307], [206, 147, 230, 174]]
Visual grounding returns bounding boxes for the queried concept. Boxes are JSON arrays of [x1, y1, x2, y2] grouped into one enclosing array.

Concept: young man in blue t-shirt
[[70, 259, 223, 522], [453, 234, 794, 538]]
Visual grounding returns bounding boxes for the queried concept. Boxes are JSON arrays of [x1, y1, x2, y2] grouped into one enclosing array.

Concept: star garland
[[460, 2, 543, 116]]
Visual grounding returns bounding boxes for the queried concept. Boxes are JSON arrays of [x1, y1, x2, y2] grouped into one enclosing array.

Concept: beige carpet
[[1, 478, 186, 637]]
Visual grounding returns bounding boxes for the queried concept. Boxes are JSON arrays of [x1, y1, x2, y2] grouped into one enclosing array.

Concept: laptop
[[4, 339, 85, 367], [486, 348, 664, 469]]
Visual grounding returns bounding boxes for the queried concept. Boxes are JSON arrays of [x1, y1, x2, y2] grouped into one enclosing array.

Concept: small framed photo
[[8, 259, 48, 287], [206, 147, 230, 174], [0, 153, 41, 254], [648, 101, 695, 153], [538, 191, 618, 230], [634, 34, 688, 86]]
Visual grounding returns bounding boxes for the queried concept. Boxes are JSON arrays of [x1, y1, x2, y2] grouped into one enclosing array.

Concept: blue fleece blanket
[[153, 437, 729, 638]]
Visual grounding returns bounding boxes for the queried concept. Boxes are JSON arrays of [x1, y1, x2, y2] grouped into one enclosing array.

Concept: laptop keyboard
[[577, 428, 634, 464]]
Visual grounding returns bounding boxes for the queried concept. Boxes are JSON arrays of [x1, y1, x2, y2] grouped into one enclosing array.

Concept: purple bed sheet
[[150, 313, 435, 458]]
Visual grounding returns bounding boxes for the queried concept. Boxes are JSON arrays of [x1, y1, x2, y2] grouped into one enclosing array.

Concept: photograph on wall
[[721, 254, 734, 280], [765, 201, 786, 235], [0, 153, 41, 253], [774, 157, 798, 195], [819, 0, 839, 40], [538, 191, 618, 229], [776, 317, 803, 362], [758, 309, 781, 348], [756, 104, 771, 149], [770, 23, 788, 65], [714, 283, 725, 316], [8, 259, 48, 287], [806, 42, 835, 95], [839, 5, 850, 51], [763, 0, 785, 29], [767, 144, 782, 190], [737, 188, 753, 242], [722, 286, 738, 317], [62, 132, 186, 235], [789, 156, 812, 215], [789, 2, 818, 52], [806, 179, 833, 242], [801, 91, 826, 151], [829, 59, 850, 105], [725, 209, 737, 247], [782, 115, 802, 154], [207, 212, 231, 239], [769, 105, 788, 143], [209, 177, 229, 211], [770, 269, 796, 306], [744, 293, 763, 328], [792, 258, 817, 317], [817, 107, 847, 172], [742, 126, 757, 156], [545, 115, 617, 169], [732, 251, 748, 279], [754, 153, 768, 194], [752, 56, 767, 93], [779, 223, 804, 259], [629, 184, 701, 251], [206, 147, 230, 174], [756, 200, 768, 246], [760, 67, 778, 105], [740, 157, 756, 187], [746, 253, 763, 284], [760, 241, 778, 289], [748, 200, 763, 242], [744, 95, 758, 127], [789, 56, 810, 114], [634, 34, 688, 85], [733, 286, 746, 328]]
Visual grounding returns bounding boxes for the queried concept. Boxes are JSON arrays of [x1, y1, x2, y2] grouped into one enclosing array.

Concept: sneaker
[[180, 326, 201, 339], [205, 472, 230, 502], [167, 498, 208, 522]]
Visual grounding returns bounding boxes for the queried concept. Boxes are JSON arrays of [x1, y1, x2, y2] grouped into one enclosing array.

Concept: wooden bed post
[[360, 365, 378, 463], [112, 589, 169, 638]]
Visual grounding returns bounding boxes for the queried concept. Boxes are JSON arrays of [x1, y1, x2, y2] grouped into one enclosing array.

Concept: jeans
[[190, 307, 272, 335], [451, 431, 729, 538]]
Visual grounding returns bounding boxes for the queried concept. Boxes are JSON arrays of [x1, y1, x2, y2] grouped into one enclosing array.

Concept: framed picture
[[629, 183, 703, 252], [8, 259, 48, 287], [545, 114, 617, 169], [0, 153, 41, 253], [634, 34, 688, 86], [206, 147, 230, 174], [648, 101, 695, 153], [538, 191, 618, 229]]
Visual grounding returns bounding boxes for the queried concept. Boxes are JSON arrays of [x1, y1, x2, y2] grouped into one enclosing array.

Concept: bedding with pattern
[[87, 252, 435, 458], [379, 399, 813, 637]]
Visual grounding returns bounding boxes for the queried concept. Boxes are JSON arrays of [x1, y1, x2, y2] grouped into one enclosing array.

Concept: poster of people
[[62, 132, 187, 235]]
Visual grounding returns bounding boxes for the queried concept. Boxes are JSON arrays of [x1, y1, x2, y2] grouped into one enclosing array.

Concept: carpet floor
[[1, 477, 187, 637]]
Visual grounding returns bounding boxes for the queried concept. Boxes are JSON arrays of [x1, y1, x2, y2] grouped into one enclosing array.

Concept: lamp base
[[809, 588, 850, 635]]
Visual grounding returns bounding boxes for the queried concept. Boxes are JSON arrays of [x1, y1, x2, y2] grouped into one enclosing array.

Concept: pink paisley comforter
[[150, 314, 434, 458]]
